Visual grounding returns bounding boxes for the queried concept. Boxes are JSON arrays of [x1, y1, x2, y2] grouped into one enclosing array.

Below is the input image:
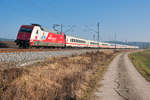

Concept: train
[[15, 24, 139, 49]]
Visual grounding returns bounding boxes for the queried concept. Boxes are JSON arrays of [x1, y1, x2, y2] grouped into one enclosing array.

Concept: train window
[[75, 39, 85, 43], [76, 40, 78, 43], [82, 40, 85, 43], [102, 44, 108, 46], [90, 42, 99, 45], [20, 28, 33, 33], [73, 39, 75, 42], [70, 39, 75, 42], [70, 38, 85, 43]]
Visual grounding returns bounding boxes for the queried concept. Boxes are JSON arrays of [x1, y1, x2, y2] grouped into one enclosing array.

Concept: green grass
[[129, 50, 150, 82]]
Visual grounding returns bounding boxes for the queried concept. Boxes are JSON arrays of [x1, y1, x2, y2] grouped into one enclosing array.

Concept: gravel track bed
[[0, 49, 99, 66]]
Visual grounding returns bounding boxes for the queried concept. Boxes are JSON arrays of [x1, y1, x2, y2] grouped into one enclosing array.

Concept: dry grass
[[0, 51, 116, 100]]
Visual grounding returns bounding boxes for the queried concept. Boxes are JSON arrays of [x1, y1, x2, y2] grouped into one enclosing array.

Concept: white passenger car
[[65, 35, 88, 47], [88, 40, 99, 48]]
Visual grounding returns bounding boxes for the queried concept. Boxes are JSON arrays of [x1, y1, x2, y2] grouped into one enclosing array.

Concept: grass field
[[0, 51, 116, 100], [129, 50, 150, 82]]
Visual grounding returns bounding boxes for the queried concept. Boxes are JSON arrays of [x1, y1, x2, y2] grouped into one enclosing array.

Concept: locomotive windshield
[[19, 27, 33, 33]]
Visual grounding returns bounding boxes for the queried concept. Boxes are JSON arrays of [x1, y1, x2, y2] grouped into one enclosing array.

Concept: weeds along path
[[95, 52, 150, 100], [0, 51, 115, 100]]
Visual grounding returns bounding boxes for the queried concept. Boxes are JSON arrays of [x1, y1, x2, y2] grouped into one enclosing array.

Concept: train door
[[36, 27, 43, 46]]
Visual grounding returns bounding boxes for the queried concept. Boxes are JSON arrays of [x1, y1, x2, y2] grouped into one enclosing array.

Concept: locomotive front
[[15, 25, 33, 48]]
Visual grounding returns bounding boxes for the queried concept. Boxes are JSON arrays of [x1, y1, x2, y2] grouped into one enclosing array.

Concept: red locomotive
[[15, 24, 65, 48]]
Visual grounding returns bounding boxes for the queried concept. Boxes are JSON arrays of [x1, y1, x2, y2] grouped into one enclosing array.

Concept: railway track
[[0, 48, 78, 53]]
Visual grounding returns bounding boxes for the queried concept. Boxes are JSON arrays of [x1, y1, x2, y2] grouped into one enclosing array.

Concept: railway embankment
[[0, 49, 101, 66], [0, 50, 116, 100]]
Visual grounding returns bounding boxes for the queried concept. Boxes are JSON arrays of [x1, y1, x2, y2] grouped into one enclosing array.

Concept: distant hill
[[106, 41, 150, 49], [0, 38, 15, 41]]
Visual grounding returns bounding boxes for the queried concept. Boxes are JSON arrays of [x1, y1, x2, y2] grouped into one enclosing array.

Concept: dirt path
[[95, 52, 150, 100]]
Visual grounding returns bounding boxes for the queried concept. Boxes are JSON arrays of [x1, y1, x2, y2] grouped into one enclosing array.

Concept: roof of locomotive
[[22, 24, 63, 34]]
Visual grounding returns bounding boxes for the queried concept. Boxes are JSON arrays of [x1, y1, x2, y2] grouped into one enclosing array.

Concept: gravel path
[[0, 49, 99, 66], [95, 52, 150, 100]]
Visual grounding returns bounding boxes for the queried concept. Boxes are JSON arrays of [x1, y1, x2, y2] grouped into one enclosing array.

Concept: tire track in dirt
[[114, 53, 140, 100]]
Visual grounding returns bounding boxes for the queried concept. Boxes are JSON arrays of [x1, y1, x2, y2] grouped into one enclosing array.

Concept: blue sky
[[0, 0, 150, 42]]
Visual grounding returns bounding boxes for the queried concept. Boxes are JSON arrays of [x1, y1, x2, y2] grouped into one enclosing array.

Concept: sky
[[0, 0, 150, 42]]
